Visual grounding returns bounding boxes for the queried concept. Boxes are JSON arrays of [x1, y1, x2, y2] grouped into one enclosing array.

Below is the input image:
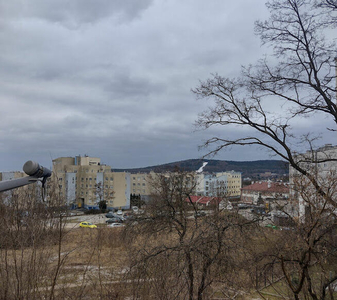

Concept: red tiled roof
[[241, 182, 289, 193], [186, 196, 222, 205]]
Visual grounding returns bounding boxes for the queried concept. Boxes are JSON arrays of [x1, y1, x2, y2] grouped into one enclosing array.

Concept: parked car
[[116, 209, 123, 215], [107, 223, 125, 228], [132, 206, 139, 213], [106, 213, 115, 218], [106, 217, 123, 224], [195, 211, 206, 217], [79, 222, 97, 228], [238, 203, 249, 209]]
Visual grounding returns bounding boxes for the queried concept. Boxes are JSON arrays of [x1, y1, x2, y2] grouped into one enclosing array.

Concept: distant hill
[[113, 159, 289, 179]]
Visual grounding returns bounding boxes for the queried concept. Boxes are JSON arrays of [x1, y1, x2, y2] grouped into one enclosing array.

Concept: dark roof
[[241, 181, 289, 193]]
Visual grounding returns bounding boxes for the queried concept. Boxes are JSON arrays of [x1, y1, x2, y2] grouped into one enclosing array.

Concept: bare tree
[[124, 171, 255, 300], [193, 0, 337, 298], [193, 0, 336, 207]]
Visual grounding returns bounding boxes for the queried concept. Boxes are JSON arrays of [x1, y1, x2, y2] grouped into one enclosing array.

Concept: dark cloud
[[1, 0, 329, 172]]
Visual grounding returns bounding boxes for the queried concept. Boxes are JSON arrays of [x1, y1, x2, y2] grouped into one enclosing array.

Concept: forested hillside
[[113, 159, 288, 178]]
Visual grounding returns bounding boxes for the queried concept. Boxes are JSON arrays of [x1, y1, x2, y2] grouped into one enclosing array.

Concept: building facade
[[196, 171, 241, 197], [129, 170, 242, 200], [289, 144, 337, 219], [130, 172, 152, 201], [52, 156, 130, 210], [241, 181, 289, 204]]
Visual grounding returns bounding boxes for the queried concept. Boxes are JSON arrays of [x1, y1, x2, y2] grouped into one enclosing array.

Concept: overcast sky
[[0, 0, 335, 172]]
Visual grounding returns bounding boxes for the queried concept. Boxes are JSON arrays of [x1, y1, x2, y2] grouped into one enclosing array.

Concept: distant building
[[187, 195, 221, 208], [241, 181, 289, 204], [241, 180, 291, 215], [128, 170, 241, 201], [196, 171, 241, 197], [0, 171, 26, 182], [0, 170, 41, 207], [130, 172, 152, 201], [289, 144, 337, 220], [52, 156, 130, 210]]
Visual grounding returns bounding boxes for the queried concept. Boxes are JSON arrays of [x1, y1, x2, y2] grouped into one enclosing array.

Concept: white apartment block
[[52, 156, 130, 210], [196, 171, 242, 197]]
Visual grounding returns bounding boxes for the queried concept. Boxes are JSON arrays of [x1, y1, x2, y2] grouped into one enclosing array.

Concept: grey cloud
[[0, 0, 154, 25], [1, 0, 327, 173]]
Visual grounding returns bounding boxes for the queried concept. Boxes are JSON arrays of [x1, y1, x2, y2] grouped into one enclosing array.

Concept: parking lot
[[64, 213, 107, 229]]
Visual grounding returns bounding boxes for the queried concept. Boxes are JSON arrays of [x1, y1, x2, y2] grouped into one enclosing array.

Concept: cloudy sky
[[0, 0, 334, 172]]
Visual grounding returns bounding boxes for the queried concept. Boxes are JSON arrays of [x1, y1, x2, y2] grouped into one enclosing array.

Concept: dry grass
[[0, 225, 132, 299]]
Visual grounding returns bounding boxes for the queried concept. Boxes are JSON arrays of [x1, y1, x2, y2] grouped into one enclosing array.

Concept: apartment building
[[129, 170, 241, 200], [241, 180, 289, 204], [130, 171, 198, 201], [0, 171, 26, 182], [289, 144, 337, 219], [130, 172, 152, 201], [52, 156, 130, 210], [196, 171, 242, 197]]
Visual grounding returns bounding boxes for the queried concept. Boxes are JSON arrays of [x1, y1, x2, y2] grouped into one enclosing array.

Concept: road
[[64, 213, 107, 229]]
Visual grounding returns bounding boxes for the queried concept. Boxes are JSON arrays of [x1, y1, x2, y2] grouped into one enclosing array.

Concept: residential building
[[0, 171, 26, 182], [241, 181, 289, 205], [196, 171, 241, 197], [187, 195, 221, 208], [52, 156, 130, 210], [128, 170, 241, 201], [130, 172, 152, 201], [0, 170, 27, 201], [289, 144, 337, 219]]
